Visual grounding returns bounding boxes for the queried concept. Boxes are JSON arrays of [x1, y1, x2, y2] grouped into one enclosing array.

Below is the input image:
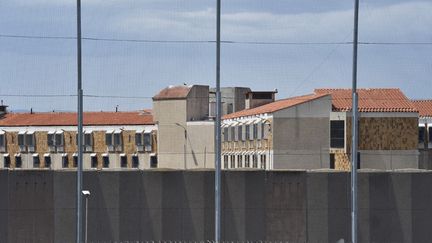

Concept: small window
[[114, 132, 122, 146], [106, 133, 113, 146], [238, 126, 243, 141], [135, 133, 143, 146], [419, 127, 426, 144], [150, 155, 158, 168], [237, 155, 242, 168], [103, 156, 110, 168], [330, 154, 335, 169], [429, 127, 432, 145], [330, 121, 345, 148], [4, 155, 10, 168], [73, 155, 78, 168], [44, 156, 51, 168], [357, 152, 361, 169], [132, 155, 139, 168], [252, 154, 258, 168], [84, 133, 93, 147], [33, 155, 40, 168], [91, 156, 98, 168], [223, 128, 228, 142], [245, 125, 250, 140], [47, 133, 55, 146], [0, 134, 5, 148], [62, 155, 69, 168], [230, 155, 235, 168], [245, 155, 250, 168], [15, 155, 22, 168], [55, 133, 64, 146], [18, 134, 25, 146], [120, 156, 127, 168], [223, 155, 228, 169], [260, 154, 266, 169], [253, 124, 258, 139], [230, 126, 236, 141], [26, 134, 35, 147], [143, 133, 152, 151]]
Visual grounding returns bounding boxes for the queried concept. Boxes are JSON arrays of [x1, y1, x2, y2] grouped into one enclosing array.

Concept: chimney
[[0, 100, 8, 116]]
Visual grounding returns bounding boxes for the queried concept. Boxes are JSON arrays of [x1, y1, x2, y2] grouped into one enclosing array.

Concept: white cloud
[[111, 1, 432, 42]]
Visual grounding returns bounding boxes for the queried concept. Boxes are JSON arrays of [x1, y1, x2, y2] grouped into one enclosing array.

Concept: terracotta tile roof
[[223, 93, 329, 119], [153, 85, 192, 100], [0, 111, 154, 127], [314, 88, 418, 113], [411, 100, 432, 117]]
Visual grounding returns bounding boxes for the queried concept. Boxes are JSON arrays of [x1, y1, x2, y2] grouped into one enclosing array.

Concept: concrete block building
[[316, 88, 419, 170], [222, 88, 421, 171], [0, 109, 157, 170], [153, 85, 215, 169], [222, 93, 332, 170]]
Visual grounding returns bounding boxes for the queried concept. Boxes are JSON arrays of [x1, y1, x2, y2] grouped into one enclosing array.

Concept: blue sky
[[1, 0, 431, 111]]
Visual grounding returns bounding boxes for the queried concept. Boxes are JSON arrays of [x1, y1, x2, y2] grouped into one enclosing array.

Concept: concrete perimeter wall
[[1, 170, 432, 243]]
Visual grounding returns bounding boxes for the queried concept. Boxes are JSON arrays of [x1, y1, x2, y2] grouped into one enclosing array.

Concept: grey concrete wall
[[3, 170, 432, 243], [272, 95, 332, 170], [419, 149, 432, 169]]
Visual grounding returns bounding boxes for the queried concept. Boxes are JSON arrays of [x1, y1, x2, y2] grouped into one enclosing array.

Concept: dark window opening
[[150, 156, 158, 168], [62, 156, 69, 168], [252, 92, 273, 99], [357, 152, 361, 169], [237, 155, 242, 168], [330, 120, 345, 148], [252, 155, 258, 168], [429, 127, 432, 144], [132, 156, 139, 168], [120, 156, 127, 168], [15, 156, 22, 168], [44, 156, 51, 168], [419, 127, 426, 144], [103, 156, 109, 168], [4, 156, 10, 168], [33, 156, 40, 168], [73, 156, 78, 168], [330, 154, 335, 169], [91, 156, 98, 168]]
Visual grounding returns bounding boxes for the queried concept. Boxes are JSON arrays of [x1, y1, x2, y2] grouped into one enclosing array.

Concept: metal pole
[[76, 0, 83, 242], [85, 196, 88, 243], [215, 0, 222, 242], [351, 0, 360, 242]]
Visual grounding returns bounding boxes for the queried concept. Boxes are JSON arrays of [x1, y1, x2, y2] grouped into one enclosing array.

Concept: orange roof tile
[[411, 100, 432, 118], [0, 111, 154, 127], [314, 88, 417, 113], [153, 85, 192, 100], [223, 93, 329, 119]]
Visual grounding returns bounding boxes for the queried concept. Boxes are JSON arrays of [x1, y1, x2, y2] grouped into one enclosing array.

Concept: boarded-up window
[[330, 121, 345, 148]]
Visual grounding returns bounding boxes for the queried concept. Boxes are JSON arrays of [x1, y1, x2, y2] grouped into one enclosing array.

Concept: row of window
[[0, 131, 153, 153], [223, 154, 267, 169], [2, 154, 158, 169], [222, 122, 269, 142]]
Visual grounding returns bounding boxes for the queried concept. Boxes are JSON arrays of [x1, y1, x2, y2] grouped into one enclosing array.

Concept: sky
[[0, 0, 431, 112]]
